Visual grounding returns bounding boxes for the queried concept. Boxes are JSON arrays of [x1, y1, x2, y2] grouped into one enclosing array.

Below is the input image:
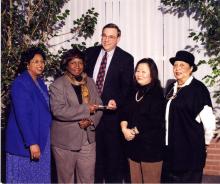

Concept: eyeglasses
[[30, 60, 45, 65], [101, 34, 117, 40]]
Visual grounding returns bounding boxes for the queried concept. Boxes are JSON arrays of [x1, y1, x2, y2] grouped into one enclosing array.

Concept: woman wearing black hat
[[49, 47, 103, 183], [162, 50, 216, 183]]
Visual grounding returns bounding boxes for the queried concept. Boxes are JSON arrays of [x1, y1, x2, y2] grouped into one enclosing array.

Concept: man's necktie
[[96, 52, 107, 95]]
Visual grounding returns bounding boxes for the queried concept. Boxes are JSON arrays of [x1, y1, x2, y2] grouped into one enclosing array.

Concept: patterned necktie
[[96, 52, 107, 95]]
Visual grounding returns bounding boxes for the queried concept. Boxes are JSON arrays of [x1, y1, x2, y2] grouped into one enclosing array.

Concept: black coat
[[84, 46, 134, 133], [121, 83, 165, 162], [165, 78, 212, 171]]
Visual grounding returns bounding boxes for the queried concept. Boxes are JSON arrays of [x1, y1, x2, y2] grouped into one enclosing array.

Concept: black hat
[[169, 50, 197, 72]]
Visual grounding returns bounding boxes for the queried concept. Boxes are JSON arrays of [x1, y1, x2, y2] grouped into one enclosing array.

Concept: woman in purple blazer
[[5, 47, 52, 183]]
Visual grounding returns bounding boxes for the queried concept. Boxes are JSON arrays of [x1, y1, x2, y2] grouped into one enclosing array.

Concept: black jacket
[[121, 83, 165, 162], [165, 78, 212, 171], [84, 46, 134, 133]]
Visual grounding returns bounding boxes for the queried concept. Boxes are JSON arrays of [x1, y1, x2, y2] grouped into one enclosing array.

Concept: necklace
[[135, 91, 145, 102], [166, 86, 183, 100]]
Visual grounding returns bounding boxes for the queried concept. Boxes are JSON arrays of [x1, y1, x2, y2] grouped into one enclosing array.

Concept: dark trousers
[[95, 130, 129, 183], [161, 161, 203, 183]]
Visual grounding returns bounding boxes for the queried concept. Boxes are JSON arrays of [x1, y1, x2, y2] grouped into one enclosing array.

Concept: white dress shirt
[[93, 48, 115, 84]]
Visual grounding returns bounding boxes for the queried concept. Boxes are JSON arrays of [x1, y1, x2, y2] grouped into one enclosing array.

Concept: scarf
[[65, 71, 90, 104]]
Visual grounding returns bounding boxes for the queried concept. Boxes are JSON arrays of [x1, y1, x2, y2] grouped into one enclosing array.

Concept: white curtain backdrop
[[48, 0, 210, 88]]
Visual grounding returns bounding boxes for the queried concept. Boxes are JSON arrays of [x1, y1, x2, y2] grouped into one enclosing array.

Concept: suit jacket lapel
[[87, 46, 102, 77], [24, 71, 49, 110], [34, 80, 49, 110], [102, 47, 119, 92], [63, 76, 81, 105], [37, 78, 50, 107]]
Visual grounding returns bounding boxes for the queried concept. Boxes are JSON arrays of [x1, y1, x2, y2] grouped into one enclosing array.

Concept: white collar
[[173, 76, 193, 92], [174, 75, 193, 88], [101, 48, 115, 57]]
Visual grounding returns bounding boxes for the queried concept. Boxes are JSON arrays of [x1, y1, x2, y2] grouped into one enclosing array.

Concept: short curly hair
[[18, 47, 46, 73], [61, 47, 85, 71]]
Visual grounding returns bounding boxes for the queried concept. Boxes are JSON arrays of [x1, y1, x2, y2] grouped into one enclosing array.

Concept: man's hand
[[107, 99, 117, 110]]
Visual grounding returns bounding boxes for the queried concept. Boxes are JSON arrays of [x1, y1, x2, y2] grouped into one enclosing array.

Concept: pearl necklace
[[135, 91, 145, 102]]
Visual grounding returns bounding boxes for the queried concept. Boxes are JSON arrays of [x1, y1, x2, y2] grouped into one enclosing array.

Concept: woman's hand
[[132, 126, 139, 135], [79, 119, 93, 129], [88, 104, 98, 114], [121, 120, 135, 141], [30, 144, 41, 160], [107, 99, 117, 110], [122, 128, 136, 141]]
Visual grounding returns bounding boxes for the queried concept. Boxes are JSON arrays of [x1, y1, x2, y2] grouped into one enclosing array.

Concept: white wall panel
[[163, 11, 191, 85], [48, 0, 210, 87]]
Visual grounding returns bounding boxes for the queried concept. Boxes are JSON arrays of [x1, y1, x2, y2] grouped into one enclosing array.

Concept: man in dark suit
[[84, 23, 134, 183]]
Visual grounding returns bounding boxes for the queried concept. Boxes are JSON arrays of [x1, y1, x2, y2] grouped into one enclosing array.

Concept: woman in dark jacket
[[120, 58, 165, 183], [162, 50, 216, 183]]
